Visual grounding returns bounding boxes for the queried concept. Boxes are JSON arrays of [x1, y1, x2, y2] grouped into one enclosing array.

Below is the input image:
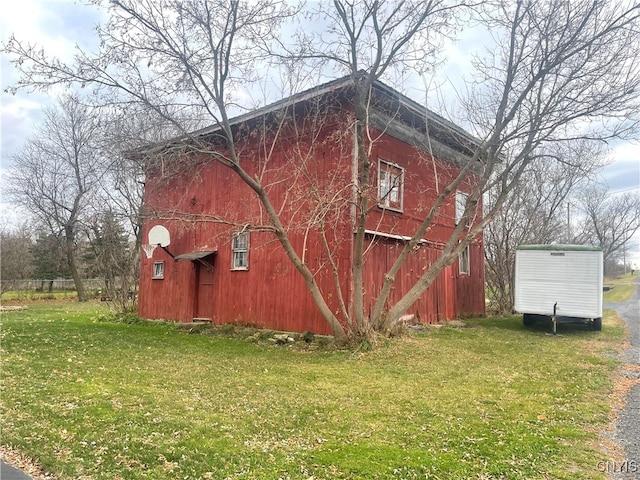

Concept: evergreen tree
[[86, 211, 136, 310], [31, 233, 70, 292]]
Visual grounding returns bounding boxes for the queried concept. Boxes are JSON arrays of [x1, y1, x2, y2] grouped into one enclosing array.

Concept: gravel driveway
[[605, 274, 640, 480]]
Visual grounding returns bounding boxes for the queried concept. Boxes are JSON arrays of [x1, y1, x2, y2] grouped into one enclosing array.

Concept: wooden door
[[194, 256, 216, 320]]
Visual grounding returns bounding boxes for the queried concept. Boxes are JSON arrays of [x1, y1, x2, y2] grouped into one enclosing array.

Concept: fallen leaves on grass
[[0, 445, 59, 480]]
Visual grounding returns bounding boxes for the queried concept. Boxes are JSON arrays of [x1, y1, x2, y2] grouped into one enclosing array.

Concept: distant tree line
[[0, 212, 134, 308], [0, 95, 172, 311]]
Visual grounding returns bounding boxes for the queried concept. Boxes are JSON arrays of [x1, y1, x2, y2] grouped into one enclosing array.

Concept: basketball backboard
[[148, 225, 171, 247]]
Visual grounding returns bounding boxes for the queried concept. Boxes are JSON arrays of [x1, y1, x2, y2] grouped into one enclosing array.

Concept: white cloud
[[0, 95, 42, 157], [1, 0, 48, 41], [2, 0, 102, 57], [1, 1, 104, 167], [601, 141, 640, 194]]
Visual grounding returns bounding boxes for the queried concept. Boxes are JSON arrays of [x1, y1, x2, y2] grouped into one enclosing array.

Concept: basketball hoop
[[143, 225, 172, 259], [142, 244, 158, 259]]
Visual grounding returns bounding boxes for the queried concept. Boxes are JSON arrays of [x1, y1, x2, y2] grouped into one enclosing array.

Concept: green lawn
[[1, 289, 80, 301], [603, 272, 638, 303], [0, 301, 628, 479]]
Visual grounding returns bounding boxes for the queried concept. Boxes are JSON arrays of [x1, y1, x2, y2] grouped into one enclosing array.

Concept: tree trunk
[[351, 77, 374, 336], [65, 226, 86, 302]]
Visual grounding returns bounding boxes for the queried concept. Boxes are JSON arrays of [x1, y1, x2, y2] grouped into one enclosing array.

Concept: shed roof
[[517, 244, 602, 252]]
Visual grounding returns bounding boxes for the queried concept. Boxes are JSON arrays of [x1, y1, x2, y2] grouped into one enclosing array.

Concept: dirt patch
[[609, 367, 640, 418]]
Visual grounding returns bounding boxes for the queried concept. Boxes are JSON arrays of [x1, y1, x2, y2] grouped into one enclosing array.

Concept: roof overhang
[[174, 250, 218, 261], [130, 73, 482, 164]]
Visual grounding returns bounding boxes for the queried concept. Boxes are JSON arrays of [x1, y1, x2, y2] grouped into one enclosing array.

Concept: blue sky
[[1, 0, 638, 263]]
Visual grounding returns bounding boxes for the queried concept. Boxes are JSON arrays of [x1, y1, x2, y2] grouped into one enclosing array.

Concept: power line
[[609, 185, 640, 194]]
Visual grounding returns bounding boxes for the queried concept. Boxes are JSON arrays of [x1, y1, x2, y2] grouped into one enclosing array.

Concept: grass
[[1, 289, 79, 301], [0, 301, 629, 479], [603, 272, 638, 303]]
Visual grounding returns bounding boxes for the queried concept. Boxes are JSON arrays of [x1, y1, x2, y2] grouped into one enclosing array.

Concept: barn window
[[378, 160, 404, 211], [455, 190, 469, 226], [152, 261, 164, 279], [232, 231, 249, 270], [459, 245, 470, 275]]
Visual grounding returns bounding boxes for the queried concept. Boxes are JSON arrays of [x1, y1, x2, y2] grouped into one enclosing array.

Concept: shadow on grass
[[470, 315, 601, 335]]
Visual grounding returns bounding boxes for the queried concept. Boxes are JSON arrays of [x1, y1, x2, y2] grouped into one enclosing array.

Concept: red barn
[[138, 76, 485, 335]]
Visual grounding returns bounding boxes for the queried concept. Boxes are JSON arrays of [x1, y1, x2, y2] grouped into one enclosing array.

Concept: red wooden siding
[[359, 130, 485, 322], [139, 224, 349, 335], [362, 236, 455, 324], [454, 242, 486, 316], [365, 134, 479, 244], [138, 107, 485, 334], [138, 119, 354, 334]]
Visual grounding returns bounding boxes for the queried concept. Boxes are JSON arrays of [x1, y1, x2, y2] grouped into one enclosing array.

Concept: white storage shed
[[514, 244, 603, 330]]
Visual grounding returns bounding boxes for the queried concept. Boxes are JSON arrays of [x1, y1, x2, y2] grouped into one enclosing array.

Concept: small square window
[[378, 159, 404, 211], [232, 231, 249, 270], [459, 245, 470, 275], [152, 261, 164, 279]]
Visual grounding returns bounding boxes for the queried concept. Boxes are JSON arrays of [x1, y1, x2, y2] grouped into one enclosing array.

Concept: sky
[[1, 0, 639, 265], [1, 1, 104, 159]]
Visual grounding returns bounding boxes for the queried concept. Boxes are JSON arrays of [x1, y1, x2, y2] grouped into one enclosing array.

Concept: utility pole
[[567, 202, 571, 243]]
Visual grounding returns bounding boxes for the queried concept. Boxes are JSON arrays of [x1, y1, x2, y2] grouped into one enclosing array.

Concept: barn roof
[[136, 73, 482, 165]]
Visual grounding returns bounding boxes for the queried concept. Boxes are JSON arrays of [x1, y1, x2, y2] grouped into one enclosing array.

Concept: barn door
[[194, 255, 216, 320]]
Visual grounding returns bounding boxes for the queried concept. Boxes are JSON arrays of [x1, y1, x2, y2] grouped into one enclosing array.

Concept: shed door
[[194, 255, 216, 320]]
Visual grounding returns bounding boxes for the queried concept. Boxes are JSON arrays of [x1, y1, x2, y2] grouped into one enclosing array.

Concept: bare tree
[[0, 222, 34, 295], [286, 0, 640, 333], [484, 140, 606, 314], [4, 96, 105, 301], [4, 0, 639, 340], [576, 186, 640, 275], [89, 104, 197, 310]]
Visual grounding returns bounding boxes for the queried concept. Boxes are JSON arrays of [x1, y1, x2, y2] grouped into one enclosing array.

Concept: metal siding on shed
[[514, 248, 603, 318]]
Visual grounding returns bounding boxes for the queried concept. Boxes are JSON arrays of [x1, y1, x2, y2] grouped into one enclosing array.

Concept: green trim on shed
[[516, 244, 602, 252]]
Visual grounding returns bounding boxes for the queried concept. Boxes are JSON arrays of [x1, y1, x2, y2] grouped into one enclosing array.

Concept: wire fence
[[1, 278, 106, 293]]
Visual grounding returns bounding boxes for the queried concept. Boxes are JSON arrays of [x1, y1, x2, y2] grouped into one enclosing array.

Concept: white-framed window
[[455, 190, 469, 226], [459, 245, 470, 275], [378, 159, 404, 211], [152, 261, 164, 279], [232, 231, 249, 270]]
